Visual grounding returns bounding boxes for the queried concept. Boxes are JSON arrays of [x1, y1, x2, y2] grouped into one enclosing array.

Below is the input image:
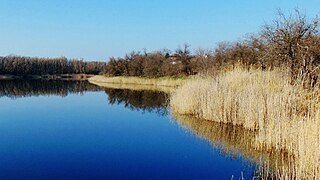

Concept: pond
[[0, 80, 260, 179]]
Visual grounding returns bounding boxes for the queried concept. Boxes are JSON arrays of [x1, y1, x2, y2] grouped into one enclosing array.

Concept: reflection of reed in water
[[105, 88, 168, 116], [172, 114, 302, 179], [0, 80, 102, 98]]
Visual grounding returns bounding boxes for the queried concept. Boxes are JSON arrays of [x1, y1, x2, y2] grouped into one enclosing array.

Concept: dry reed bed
[[170, 67, 320, 179]]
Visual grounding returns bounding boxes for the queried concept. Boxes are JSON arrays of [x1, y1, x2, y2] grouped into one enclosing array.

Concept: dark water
[[0, 80, 258, 179]]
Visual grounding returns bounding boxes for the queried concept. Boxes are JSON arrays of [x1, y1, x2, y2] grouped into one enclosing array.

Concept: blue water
[[0, 82, 255, 179]]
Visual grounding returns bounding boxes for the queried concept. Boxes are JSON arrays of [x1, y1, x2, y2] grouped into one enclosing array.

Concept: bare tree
[[194, 48, 214, 75], [176, 43, 193, 75], [261, 9, 320, 86]]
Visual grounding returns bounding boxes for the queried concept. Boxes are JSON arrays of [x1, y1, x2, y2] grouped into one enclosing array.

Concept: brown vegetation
[[103, 44, 195, 77], [0, 56, 106, 76]]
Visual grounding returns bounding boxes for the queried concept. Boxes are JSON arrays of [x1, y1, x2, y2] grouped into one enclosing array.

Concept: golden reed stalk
[[170, 66, 320, 179]]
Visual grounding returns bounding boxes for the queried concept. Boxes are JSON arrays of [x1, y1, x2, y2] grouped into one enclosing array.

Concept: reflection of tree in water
[[173, 114, 296, 179], [1, 80, 168, 116], [105, 88, 168, 116], [0, 80, 102, 98]]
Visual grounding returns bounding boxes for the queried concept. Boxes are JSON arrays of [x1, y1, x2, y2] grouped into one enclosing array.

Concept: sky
[[0, 0, 319, 61]]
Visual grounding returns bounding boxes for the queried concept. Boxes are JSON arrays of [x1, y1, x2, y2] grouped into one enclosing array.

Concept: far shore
[[0, 74, 95, 81]]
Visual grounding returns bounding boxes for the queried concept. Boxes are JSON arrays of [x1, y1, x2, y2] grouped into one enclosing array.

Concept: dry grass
[[88, 75, 187, 93], [170, 67, 320, 179]]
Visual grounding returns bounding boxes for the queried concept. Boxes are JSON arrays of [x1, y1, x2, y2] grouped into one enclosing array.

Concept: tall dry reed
[[170, 67, 320, 179]]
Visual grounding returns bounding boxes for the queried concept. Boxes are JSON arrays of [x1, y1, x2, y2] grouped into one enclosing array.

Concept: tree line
[[103, 45, 194, 77], [104, 10, 320, 88], [0, 56, 106, 75]]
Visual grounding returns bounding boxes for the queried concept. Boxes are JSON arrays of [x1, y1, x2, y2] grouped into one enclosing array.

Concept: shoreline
[[88, 75, 187, 93]]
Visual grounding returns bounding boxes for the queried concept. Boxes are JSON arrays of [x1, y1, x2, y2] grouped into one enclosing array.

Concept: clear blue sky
[[0, 0, 319, 61]]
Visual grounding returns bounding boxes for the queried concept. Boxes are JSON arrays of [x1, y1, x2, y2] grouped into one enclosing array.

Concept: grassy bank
[[170, 67, 320, 179], [88, 75, 187, 92]]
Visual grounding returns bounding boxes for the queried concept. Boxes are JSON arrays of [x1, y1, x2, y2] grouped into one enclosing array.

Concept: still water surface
[[0, 80, 257, 179]]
